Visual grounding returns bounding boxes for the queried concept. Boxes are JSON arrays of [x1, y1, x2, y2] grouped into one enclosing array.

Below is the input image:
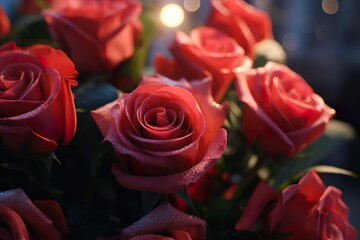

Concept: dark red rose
[[207, 0, 273, 56], [0, 42, 78, 154], [92, 75, 228, 193], [0, 188, 68, 240], [155, 26, 251, 102], [236, 171, 357, 240], [235, 62, 335, 157], [42, 0, 142, 73]]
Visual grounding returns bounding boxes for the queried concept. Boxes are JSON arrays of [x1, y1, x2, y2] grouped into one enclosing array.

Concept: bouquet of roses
[[0, 0, 357, 239]]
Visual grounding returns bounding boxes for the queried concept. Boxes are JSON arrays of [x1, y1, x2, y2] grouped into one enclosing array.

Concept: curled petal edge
[[111, 128, 227, 193]]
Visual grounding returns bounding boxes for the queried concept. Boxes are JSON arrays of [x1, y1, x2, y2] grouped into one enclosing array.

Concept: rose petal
[[33, 200, 69, 238], [142, 75, 229, 151], [28, 130, 58, 154], [91, 94, 126, 137], [0, 99, 42, 118], [111, 128, 227, 193], [121, 202, 206, 240], [235, 180, 279, 231], [0, 203, 29, 240], [0, 189, 62, 240], [111, 103, 202, 175]]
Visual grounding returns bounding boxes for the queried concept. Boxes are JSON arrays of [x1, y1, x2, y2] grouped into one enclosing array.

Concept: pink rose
[[0, 6, 10, 37], [42, 0, 142, 73], [92, 75, 228, 193], [206, 0, 273, 56], [0, 42, 78, 155], [235, 62, 335, 157], [155, 26, 252, 102], [236, 171, 357, 240], [100, 202, 206, 240], [0, 188, 68, 239]]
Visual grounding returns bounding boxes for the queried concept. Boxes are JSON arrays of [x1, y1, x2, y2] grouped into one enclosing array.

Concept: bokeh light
[[322, 0, 339, 15], [184, 0, 201, 12], [160, 3, 184, 28]]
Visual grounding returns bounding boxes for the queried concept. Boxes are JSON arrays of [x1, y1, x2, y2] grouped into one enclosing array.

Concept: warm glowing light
[[160, 4, 184, 28], [184, 0, 201, 12], [322, 0, 339, 14]]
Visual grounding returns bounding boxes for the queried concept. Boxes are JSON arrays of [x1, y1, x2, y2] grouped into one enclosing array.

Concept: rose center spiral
[[144, 107, 177, 128]]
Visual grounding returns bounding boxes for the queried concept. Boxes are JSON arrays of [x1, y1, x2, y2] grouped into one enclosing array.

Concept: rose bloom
[[0, 188, 68, 239], [42, 0, 142, 73], [99, 202, 206, 240], [155, 26, 252, 102], [206, 0, 273, 56], [236, 171, 357, 240], [0, 42, 78, 155], [92, 75, 228, 193], [235, 62, 335, 157], [0, 6, 10, 37]]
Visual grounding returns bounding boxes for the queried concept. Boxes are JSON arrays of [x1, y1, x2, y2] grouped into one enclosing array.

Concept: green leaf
[[269, 120, 356, 189]]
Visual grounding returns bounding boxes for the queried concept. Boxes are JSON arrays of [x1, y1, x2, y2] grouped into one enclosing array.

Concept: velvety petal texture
[[120, 202, 206, 240], [0, 42, 78, 154], [92, 75, 228, 193], [206, 0, 273, 56], [235, 62, 335, 157], [42, 0, 142, 73], [155, 26, 252, 102], [235, 171, 357, 240], [0, 188, 69, 240]]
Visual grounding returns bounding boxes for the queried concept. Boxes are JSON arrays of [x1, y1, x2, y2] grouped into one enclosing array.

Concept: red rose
[[235, 62, 335, 157], [101, 202, 206, 240], [155, 26, 251, 102], [236, 171, 357, 240], [0, 42, 78, 154], [206, 0, 273, 56], [92, 75, 228, 193], [0, 188, 69, 239], [42, 0, 142, 73], [0, 6, 10, 37]]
